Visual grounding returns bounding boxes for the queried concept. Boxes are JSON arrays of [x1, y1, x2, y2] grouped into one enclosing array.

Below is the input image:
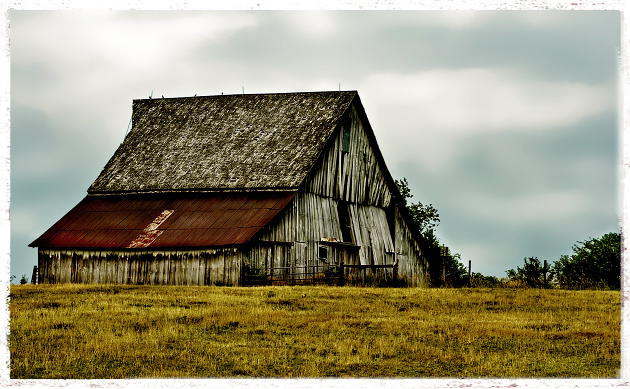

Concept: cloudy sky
[[7, 9, 621, 281]]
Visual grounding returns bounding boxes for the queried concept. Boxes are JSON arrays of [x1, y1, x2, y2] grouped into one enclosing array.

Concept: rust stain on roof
[[126, 210, 174, 248], [145, 210, 174, 230], [30, 192, 295, 249], [127, 230, 164, 249]]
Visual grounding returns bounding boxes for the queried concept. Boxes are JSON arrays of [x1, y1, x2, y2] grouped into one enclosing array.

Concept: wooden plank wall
[[246, 245, 291, 279], [394, 206, 429, 287], [38, 248, 243, 286], [254, 192, 344, 280], [255, 193, 398, 284], [348, 204, 395, 266], [255, 102, 429, 286], [305, 104, 391, 208]]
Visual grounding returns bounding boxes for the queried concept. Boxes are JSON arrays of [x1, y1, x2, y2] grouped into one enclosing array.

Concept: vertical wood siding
[[348, 204, 395, 266], [394, 206, 429, 286], [253, 192, 345, 281], [254, 102, 429, 286], [38, 248, 243, 286], [305, 104, 391, 207]]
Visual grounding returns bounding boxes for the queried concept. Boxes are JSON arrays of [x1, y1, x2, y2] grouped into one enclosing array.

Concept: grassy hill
[[9, 284, 620, 378]]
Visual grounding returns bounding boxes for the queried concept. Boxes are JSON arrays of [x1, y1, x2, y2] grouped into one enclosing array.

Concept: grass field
[[9, 284, 620, 378]]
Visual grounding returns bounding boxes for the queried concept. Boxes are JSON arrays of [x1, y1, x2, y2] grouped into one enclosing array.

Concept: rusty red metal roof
[[30, 192, 295, 249]]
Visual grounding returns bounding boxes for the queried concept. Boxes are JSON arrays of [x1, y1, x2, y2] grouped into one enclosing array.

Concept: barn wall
[[255, 192, 429, 286], [305, 104, 391, 207], [348, 203, 395, 266], [254, 102, 429, 286], [252, 192, 350, 282], [393, 206, 429, 287], [38, 248, 243, 286]]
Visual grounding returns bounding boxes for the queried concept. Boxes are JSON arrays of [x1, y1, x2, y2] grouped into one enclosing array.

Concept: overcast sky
[[7, 9, 621, 281]]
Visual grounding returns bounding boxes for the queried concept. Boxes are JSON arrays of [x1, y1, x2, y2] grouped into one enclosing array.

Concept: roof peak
[[136, 90, 357, 103]]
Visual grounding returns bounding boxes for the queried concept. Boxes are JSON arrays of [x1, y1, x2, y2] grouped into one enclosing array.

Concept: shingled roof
[[88, 91, 357, 193]]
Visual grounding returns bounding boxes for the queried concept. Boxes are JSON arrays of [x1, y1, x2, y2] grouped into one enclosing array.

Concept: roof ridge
[[134, 90, 357, 102], [88, 188, 300, 196]]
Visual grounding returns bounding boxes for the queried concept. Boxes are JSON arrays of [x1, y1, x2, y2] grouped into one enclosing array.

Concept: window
[[337, 202, 353, 243], [341, 116, 351, 153], [342, 124, 351, 153], [318, 246, 328, 262]]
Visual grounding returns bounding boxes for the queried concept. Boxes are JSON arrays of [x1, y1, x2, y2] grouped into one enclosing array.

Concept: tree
[[395, 178, 440, 236], [440, 249, 469, 287], [551, 232, 620, 289], [506, 257, 549, 288], [19, 274, 29, 285], [396, 177, 465, 287], [470, 273, 501, 288]]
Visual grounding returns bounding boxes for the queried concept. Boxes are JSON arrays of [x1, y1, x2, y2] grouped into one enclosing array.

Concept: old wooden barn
[[30, 91, 430, 286]]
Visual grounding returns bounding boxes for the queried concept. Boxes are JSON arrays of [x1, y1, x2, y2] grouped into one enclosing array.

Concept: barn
[[29, 91, 431, 286]]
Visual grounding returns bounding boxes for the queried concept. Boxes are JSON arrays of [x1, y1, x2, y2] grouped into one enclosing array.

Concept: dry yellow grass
[[9, 284, 620, 378]]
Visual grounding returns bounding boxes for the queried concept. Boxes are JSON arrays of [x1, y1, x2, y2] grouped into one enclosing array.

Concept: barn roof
[[88, 91, 357, 193], [31, 90, 426, 252], [29, 192, 295, 249]]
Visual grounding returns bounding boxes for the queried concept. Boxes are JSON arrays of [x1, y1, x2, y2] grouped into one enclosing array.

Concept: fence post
[[31, 266, 39, 285], [393, 261, 398, 284], [543, 260, 548, 288], [468, 260, 472, 287], [337, 262, 345, 286], [441, 245, 446, 285]]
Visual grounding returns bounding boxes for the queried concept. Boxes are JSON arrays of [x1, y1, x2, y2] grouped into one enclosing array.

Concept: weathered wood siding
[[305, 104, 391, 207], [38, 248, 243, 286], [252, 192, 348, 281], [349, 204, 395, 266], [255, 102, 428, 286], [246, 244, 293, 282], [393, 206, 429, 286]]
